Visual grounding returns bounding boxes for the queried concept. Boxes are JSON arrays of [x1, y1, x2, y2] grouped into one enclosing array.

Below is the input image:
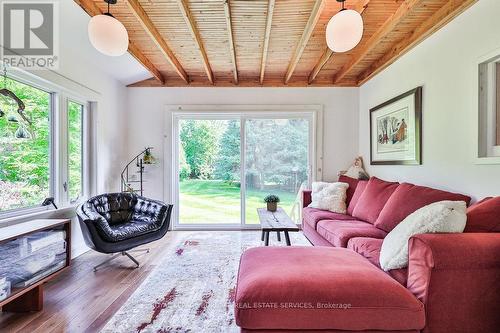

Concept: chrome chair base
[[93, 248, 150, 272]]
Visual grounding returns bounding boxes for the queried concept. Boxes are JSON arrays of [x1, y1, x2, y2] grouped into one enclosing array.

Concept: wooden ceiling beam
[[259, 0, 276, 85], [333, 0, 426, 84], [126, 0, 188, 84], [223, 0, 238, 84], [74, 0, 165, 84], [357, 0, 477, 85], [176, 0, 214, 85], [284, 0, 325, 84], [308, 0, 370, 84], [128, 42, 164, 84]]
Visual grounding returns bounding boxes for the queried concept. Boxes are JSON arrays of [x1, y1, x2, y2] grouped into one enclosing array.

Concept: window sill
[[0, 205, 78, 228]]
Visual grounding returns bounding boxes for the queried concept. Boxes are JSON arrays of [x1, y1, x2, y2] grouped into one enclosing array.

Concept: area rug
[[101, 231, 310, 333]]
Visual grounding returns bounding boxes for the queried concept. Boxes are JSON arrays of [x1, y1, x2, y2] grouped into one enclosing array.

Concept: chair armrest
[[407, 233, 500, 333], [302, 190, 312, 208], [133, 196, 171, 227]]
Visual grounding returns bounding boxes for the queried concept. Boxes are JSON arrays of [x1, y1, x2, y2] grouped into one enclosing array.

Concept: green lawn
[[179, 179, 299, 224]]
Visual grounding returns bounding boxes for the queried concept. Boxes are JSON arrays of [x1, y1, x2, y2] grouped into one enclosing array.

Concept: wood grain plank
[[307, 0, 370, 84], [126, 0, 189, 83], [176, 0, 214, 84], [284, 0, 325, 84], [334, 0, 426, 84], [259, 0, 276, 84], [0, 232, 182, 333], [223, 0, 238, 84]]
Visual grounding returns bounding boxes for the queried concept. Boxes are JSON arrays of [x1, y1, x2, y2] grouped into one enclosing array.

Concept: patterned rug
[[101, 231, 310, 333]]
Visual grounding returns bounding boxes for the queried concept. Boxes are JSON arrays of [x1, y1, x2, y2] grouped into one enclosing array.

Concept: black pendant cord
[[336, 0, 346, 11]]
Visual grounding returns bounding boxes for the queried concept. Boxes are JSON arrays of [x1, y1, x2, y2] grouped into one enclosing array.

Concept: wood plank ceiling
[[75, 0, 477, 87]]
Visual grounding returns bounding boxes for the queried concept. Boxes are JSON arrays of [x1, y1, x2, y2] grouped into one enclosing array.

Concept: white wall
[[1, 1, 131, 258], [358, 0, 500, 201], [125, 88, 359, 203]]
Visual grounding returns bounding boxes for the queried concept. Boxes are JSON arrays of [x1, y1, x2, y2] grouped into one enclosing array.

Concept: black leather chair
[[76, 193, 172, 271]]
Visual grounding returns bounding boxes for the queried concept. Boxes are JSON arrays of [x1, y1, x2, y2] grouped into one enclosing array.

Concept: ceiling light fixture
[[88, 0, 129, 57], [326, 0, 364, 53]]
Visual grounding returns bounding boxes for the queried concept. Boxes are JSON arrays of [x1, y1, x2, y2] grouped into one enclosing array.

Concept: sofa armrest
[[407, 233, 500, 333], [302, 190, 312, 208]]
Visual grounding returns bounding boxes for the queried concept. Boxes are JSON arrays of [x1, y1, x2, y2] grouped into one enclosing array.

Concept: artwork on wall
[[370, 87, 422, 165]]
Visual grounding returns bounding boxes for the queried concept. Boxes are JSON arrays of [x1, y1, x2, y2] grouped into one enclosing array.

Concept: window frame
[[0, 69, 92, 219], [477, 49, 500, 163], [167, 104, 324, 230], [64, 97, 88, 205]]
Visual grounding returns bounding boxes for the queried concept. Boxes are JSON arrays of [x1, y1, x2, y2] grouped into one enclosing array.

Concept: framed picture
[[370, 87, 422, 165]]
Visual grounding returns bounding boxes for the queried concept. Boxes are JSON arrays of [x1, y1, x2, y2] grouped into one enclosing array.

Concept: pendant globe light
[[326, 0, 363, 53], [88, 0, 129, 57]]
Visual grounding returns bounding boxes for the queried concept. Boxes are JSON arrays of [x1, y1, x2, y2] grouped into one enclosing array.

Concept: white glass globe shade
[[88, 14, 129, 57], [326, 9, 363, 53]]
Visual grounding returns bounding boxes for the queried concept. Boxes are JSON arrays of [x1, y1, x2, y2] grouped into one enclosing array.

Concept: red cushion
[[235, 247, 425, 331], [347, 237, 408, 286], [375, 183, 472, 232], [316, 220, 387, 247], [352, 177, 399, 224], [464, 196, 500, 232], [338, 175, 359, 206], [302, 207, 356, 230], [347, 180, 368, 215]]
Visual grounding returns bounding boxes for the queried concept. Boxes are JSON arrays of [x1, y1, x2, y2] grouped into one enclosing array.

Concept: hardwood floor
[[0, 231, 184, 333]]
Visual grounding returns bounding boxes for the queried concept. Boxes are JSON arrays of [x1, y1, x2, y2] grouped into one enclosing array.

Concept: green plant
[[264, 194, 280, 203]]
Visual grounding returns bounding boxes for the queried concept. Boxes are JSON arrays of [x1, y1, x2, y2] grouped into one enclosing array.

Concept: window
[[67, 100, 84, 203], [173, 109, 318, 229], [496, 63, 500, 146], [0, 73, 91, 216], [0, 77, 52, 212], [478, 55, 500, 159]]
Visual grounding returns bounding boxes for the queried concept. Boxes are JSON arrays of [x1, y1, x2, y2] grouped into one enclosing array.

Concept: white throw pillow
[[308, 182, 349, 214], [379, 200, 467, 271]]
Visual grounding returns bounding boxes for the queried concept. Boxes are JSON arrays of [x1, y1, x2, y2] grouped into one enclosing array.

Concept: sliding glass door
[[178, 118, 241, 225], [244, 118, 310, 225], [174, 113, 313, 228]]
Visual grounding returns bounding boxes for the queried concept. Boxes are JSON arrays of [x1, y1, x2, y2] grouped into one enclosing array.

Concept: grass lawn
[[179, 179, 299, 224]]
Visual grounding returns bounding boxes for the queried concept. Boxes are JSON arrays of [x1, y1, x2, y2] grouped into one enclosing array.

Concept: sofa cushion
[[465, 196, 500, 232], [235, 247, 425, 331], [316, 219, 387, 247], [352, 177, 399, 223], [347, 180, 368, 215], [302, 207, 356, 230], [338, 175, 359, 206], [375, 183, 472, 232], [348, 237, 408, 286], [308, 182, 349, 213], [380, 201, 467, 271]]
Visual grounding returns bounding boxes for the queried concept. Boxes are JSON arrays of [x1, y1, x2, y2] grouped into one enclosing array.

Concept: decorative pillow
[[347, 180, 368, 215], [464, 196, 500, 232], [351, 177, 399, 224], [379, 200, 467, 271], [338, 175, 359, 206], [308, 182, 349, 214], [375, 183, 471, 232]]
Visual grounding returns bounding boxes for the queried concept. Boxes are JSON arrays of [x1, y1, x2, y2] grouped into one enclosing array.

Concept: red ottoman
[[235, 247, 425, 332]]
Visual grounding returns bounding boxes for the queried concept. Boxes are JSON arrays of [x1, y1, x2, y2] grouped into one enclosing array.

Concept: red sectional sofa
[[235, 176, 500, 333]]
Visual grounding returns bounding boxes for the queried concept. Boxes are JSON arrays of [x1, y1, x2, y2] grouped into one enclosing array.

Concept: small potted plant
[[264, 194, 280, 212]]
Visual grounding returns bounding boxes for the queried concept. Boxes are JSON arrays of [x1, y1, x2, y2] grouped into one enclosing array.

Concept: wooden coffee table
[[257, 207, 300, 246]]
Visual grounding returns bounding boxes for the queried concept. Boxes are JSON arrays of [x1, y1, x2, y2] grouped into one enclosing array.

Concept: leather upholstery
[[77, 193, 173, 253]]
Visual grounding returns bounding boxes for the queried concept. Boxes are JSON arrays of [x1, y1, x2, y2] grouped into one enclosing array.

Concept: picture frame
[[370, 87, 422, 165]]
